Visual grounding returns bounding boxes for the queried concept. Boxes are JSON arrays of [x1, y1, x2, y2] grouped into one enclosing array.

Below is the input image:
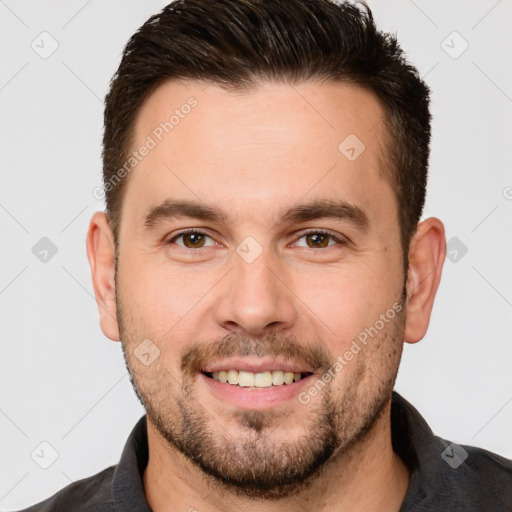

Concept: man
[[19, 0, 512, 510]]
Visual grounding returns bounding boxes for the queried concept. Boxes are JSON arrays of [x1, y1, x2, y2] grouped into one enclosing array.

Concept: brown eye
[[305, 232, 331, 248], [294, 230, 344, 249], [182, 232, 206, 248], [168, 230, 215, 249]]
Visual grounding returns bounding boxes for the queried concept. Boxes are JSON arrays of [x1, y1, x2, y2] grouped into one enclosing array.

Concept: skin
[[86, 80, 446, 511]]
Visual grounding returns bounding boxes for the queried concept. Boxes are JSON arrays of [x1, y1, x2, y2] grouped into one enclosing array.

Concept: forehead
[[123, 79, 395, 233]]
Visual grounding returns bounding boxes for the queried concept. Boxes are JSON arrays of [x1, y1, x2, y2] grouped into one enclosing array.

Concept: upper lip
[[202, 358, 315, 374]]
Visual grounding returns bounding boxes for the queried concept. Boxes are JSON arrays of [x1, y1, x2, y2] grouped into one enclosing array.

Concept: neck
[[143, 399, 410, 512]]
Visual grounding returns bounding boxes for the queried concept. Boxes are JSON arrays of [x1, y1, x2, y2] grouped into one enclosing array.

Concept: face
[[113, 80, 407, 498]]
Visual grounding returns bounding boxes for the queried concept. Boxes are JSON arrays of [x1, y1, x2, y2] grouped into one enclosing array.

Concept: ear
[[86, 211, 120, 341], [404, 217, 446, 344]]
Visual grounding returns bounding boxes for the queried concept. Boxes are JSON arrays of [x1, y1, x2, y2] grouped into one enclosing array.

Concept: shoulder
[[454, 441, 512, 498], [391, 393, 512, 511], [427, 436, 512, 510], [16, 465, 116, 512]]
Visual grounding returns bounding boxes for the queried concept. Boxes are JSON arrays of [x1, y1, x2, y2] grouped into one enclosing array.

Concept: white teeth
[[238, 371, 255, 387], [227, 370, 239, 385], [283, 372, 294, 385], [210, 369, 306, 386], [272, 370, 284, 385], [254, 371, 273, 388]]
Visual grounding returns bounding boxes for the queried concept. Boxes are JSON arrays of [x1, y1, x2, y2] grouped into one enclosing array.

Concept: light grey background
[[1, 0, 511, 510]]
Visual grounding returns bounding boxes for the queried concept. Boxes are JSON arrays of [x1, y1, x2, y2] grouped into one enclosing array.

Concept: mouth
[[198, 359, 317, 410], [202, 370, 313, 388]]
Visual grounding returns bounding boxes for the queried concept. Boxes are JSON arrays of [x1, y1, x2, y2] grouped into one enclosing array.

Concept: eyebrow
[[142, 198, 369, 232]]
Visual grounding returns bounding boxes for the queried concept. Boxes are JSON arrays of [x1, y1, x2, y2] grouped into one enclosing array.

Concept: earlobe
[[404, 217, 446, 344], [86, 211, 120, 341]]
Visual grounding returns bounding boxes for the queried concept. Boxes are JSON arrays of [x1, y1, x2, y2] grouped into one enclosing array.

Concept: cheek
[[119, 254, 194, 326], [117, 254, 221, 365], [296, 259, 400, 344]]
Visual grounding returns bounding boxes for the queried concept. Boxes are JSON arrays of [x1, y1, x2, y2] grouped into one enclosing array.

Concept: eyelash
[[165, 228, 347, 252]]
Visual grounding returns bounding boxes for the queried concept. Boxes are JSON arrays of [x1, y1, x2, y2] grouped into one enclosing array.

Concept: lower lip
[[199, 373, 315, 410]]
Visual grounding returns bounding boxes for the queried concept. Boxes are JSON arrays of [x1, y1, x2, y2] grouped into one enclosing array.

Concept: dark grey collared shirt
[[18, 392, 512, 511]]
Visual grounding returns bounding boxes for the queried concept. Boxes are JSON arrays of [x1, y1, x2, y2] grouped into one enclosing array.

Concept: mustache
[[181, 332, 333, 375]]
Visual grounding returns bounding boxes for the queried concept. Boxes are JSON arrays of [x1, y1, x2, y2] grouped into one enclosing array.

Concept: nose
[[214, 248, 298, 337]]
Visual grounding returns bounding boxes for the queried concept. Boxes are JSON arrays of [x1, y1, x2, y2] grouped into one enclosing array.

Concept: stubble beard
[[116, 283, 406, 500]]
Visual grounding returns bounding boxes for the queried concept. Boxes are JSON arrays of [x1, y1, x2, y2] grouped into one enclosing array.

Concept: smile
[[203, 370, 312, 388]]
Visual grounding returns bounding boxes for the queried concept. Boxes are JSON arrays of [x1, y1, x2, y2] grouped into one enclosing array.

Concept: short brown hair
[[103, 0, 431, 265]]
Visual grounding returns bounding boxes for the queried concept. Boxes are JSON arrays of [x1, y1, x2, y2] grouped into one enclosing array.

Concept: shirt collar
[[390, 391, 467, 509], [112, 415, 151, 512]]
